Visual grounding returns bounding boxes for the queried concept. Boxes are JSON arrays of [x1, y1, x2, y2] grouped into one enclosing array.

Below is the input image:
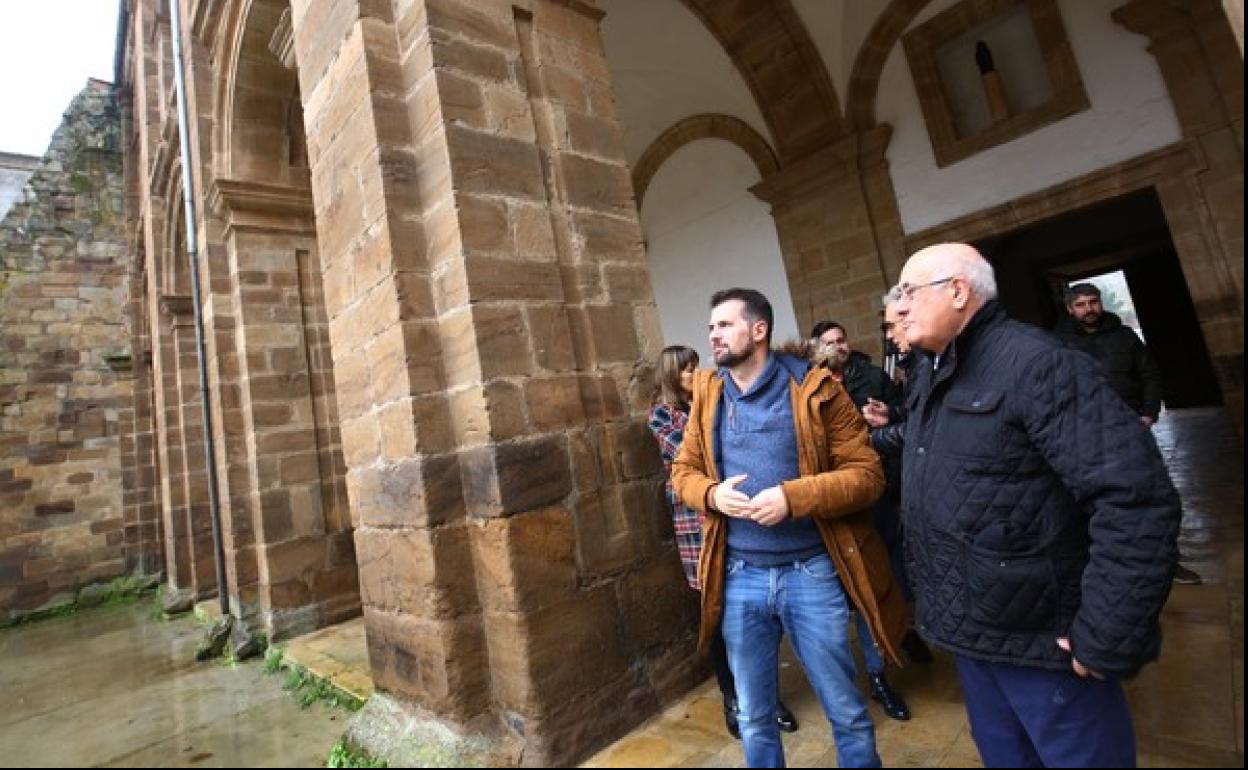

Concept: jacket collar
[[701, 355, 828, 405], [842, 351, 872, 378], [929, 300, 1005, 384], [716, 351, 812, 394]]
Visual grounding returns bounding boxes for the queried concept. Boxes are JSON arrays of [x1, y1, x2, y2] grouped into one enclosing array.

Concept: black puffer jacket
[[1054, 311, 1162, 420], [839, 351, 906, 577], [903, 302, 1179, 678], [841, 351, 902, 412], [870, 352, 913, 459]]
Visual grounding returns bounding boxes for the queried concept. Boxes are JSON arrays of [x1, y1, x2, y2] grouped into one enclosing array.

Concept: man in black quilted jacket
[[892, 242, 1180, 768]]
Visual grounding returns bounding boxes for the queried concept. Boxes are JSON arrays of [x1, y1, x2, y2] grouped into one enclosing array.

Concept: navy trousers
[[955, 655, 1137, 768]]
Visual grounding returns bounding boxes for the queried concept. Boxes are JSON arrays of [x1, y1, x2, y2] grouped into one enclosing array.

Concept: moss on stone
[[0, 573, 162, 628]]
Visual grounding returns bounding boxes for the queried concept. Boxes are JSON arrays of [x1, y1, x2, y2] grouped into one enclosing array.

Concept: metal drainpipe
[[169, 0, 229, 616], [112, 1, 128, 89]]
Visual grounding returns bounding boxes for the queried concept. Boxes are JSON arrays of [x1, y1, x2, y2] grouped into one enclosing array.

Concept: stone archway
[[147, 161, 217, 599], [604, 0, 899, 350], [845, 0, 934, 131], [638, 129, 801, 353], [677, 0, 845, 162], [206, 0, 359, 638], [632, 113, 779, 209]]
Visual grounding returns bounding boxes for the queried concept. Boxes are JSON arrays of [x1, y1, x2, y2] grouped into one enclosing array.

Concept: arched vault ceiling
[[846, 0, 932, 130], [678, 0, 844, 163]]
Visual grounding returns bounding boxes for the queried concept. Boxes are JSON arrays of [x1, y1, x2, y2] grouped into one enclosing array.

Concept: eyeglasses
[[890, 276, 955, 302]]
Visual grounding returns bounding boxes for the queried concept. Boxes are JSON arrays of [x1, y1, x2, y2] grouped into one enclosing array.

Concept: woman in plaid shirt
[[648, 345, 797, 739]]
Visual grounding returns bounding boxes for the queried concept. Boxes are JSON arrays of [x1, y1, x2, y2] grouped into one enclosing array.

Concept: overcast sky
[[0, 1, 120, 157]]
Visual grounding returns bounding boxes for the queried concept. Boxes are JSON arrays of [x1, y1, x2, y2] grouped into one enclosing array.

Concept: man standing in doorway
[[672, 288, 905, 768], [1055, 282, 1163, 427], [892, 244, 1180, 767]]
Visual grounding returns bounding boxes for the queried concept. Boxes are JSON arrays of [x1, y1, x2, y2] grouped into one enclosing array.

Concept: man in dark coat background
[[1054, 281, 1200, 586], [892, 242, 1180, 768], [1054, 282, 1163, 427]]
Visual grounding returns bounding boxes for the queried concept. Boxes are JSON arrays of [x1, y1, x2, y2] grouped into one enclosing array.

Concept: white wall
[[790, 0, 893, 116], [639, 139, 800, 362], [0, 152, 39, 222], [600, 0, 773, 165], [880, 0, 1182, 234], [601, 0, 797, 359]]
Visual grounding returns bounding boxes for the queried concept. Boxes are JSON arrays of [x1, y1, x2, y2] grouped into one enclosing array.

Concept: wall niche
[[903, 0, 1090, 167]]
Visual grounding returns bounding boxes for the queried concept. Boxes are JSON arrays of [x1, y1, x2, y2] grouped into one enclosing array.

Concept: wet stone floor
[[0, 408, 1241, 768], [0, 602, 346, 767], [584, 407, 1244, 768]]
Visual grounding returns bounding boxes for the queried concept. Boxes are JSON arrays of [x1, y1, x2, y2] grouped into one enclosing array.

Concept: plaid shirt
[[648, 403, 702, 590]]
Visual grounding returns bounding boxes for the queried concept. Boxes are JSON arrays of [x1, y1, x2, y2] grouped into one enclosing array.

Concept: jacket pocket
[[963, 546, 1058, 632], [946, 389, 1004, 415], [797, 553, 839, 582], [943, 389, 1007, 457]]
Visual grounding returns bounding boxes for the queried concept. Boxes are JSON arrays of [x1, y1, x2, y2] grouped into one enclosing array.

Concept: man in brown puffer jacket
[[672, 288, 907, 769]]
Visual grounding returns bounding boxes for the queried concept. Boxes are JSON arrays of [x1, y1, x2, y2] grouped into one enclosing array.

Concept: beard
[[714, 344, 752, 368], [1078, 312, 1101, 328], [825, 347, 850, 370]]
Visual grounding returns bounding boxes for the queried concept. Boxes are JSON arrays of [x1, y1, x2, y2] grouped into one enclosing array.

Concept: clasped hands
[[712, 474, 789, 526]]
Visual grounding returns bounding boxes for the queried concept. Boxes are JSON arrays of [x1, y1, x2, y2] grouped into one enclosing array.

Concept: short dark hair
[[1065, 282, 1101, 304], [711, 288, 773, 345], [809, 321, 846, 340]]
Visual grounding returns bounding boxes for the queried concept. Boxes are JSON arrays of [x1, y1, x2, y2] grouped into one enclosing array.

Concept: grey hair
[[952, 249, 998, 300]]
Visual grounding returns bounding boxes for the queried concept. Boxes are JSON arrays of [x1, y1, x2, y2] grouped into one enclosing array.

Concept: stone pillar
[[1223, 0, 1244, 53], [170, 301, 218, 598], [208, 178, 359, 638], [112, 346, 159, 576], [117, 227, 163, 576], [290, 0, 693, 763], [752, 131, 897, 353], [1114, 0, 1245, 427], [155, 296, 194, 590], [119, 338, 163, 576], [855, 125, 909, 294]]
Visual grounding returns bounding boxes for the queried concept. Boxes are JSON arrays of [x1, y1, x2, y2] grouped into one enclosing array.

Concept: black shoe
[[776, 700, 798, 733], [902, 629, 934, 664], [1173, 564, 1202, 584], [723, 699, 741, 739], [869, 670, 911, 721]]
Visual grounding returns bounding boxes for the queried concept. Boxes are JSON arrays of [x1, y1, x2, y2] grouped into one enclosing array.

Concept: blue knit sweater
[[716, 354, 826, 567]]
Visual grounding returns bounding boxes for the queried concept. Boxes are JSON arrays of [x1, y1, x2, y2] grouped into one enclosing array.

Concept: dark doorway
[[975, 189, 1223, 410]]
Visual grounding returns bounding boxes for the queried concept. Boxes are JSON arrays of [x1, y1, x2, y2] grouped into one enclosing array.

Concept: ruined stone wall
[[0, 80, 146, 622]]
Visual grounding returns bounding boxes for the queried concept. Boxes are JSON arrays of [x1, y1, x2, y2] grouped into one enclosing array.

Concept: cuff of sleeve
[[779, 479, 810, 519]]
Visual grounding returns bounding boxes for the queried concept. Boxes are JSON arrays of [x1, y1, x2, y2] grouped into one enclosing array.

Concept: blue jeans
[[856, 611, 885, 674], [721, 553, 881, 768], [955, 655, 1137, 767]]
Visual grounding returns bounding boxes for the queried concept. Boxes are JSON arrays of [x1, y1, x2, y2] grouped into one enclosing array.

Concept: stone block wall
[[288, 0, 697, 763], [107, 0, 364, 639], [0, 80, 153, 622]]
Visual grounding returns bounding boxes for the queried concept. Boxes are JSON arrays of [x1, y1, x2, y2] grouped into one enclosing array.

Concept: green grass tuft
[[327, 741, 387, 768]]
